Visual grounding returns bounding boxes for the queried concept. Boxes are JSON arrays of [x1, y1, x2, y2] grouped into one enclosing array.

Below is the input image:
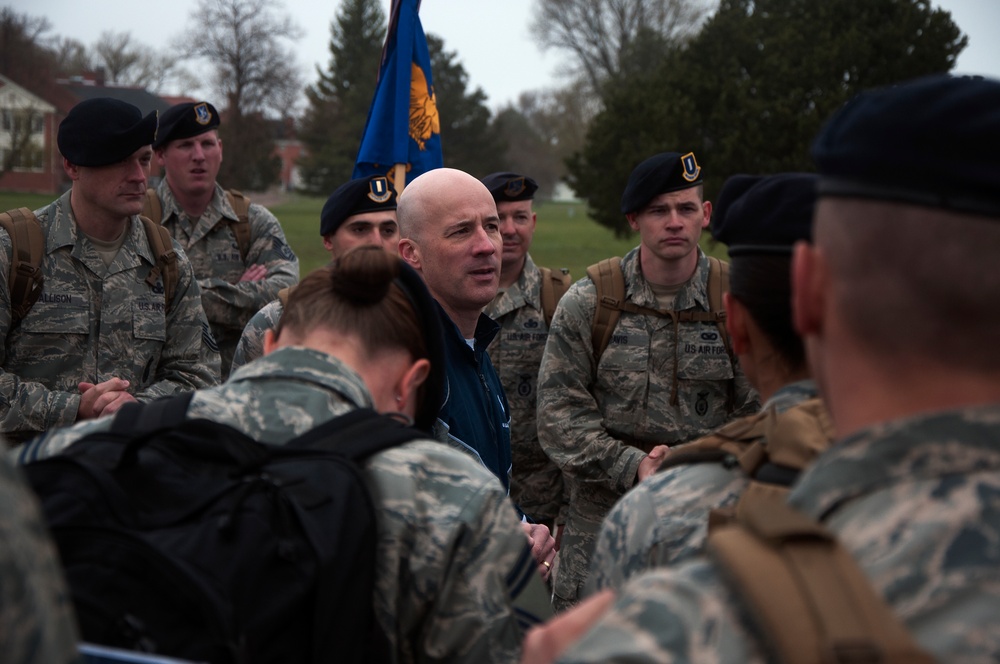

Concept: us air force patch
[[368, 176, 392, 203], [504, 177, 526, 198], [681, 152, 701, 182], [194, 102, 213, 125]]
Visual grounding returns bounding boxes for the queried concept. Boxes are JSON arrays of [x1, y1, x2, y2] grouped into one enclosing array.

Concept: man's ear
[[263, 328, 279, 356], [625, 213, 639, 232], [724, 292, 751, 356], [63, 158, 80, 180], [792, 241, 825, 338], [398, 238, 421, 270], [700, 200, 713, 230]]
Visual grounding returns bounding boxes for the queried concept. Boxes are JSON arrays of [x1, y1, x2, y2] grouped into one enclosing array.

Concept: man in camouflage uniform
[[537, 152, 758, 609], [151, 101, 299, 379], [21, 254, 553, 663], [481, 172, 568, 529], [524, 74, 1000, 663], [0, 439, 79, 663], [588, 173, 831, 593], [0, 98, 218, 444], [232, 174, 398, 371]]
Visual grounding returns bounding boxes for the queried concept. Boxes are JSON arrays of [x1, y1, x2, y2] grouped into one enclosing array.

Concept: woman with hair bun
[[22, 245, 553, 662]]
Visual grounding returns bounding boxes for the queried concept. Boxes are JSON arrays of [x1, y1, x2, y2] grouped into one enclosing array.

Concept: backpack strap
[[141, 188, 163, 224], [586, 257, 625, 362], [224, 189, 253, 264], [139, 216, 179, 312], [538, 266, 572, 327], [288, 408, 425, 462], [277, 285, 293, 308], [110, 392, 196, 435], [708, 500, 936, 664], [0, 207, 45, 322]]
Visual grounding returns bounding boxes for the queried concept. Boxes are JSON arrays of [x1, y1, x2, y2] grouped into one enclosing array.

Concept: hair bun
[[329, 246, 398, 305]]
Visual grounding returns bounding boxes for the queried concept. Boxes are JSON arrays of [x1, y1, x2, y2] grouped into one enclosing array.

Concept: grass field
[[0, 191, 728, 281]]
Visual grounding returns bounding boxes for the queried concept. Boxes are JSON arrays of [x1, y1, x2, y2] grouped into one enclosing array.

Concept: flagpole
[[394, 163, 407, 195]]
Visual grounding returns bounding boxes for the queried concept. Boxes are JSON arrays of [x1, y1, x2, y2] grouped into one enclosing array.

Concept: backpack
[[707, 499, 936, 664], [538, 266, 572, 327], [586, 255, 731, 405], [0, 207, 180, 321], [143, 188, 252, 263], [658, 397, 834, 525], [23, 393, 424, 664]]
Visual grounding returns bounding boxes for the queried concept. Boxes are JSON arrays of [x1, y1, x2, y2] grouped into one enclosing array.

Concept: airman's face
[[323, 210, 400, 257]]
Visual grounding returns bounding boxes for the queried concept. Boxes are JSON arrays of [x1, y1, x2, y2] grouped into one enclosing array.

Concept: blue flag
[[353, 0, 442, 188]]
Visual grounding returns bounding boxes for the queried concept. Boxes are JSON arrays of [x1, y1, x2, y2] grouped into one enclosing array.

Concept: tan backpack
[[143, 188, 253, 263], [538, 265, 572, 327], [708, 498, 936, 664], [1, 208, 179, 321], [586, 255, 731, 405]]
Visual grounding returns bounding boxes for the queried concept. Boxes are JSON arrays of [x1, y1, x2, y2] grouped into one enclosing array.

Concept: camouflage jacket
[[0, 447, 79, 663], [484, 254, 566, 524], [557, 404, 1000, 663], [588, 380, 820, 593], [0, 191, 219, 442], [154, 181, 299, 378], [537, 247, 757, 605], [231, 298, 283, 372], [20, 346, 552, 663]]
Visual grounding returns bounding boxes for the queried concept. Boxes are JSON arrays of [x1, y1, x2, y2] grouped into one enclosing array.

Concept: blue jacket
[[436, 302, 512, 491]]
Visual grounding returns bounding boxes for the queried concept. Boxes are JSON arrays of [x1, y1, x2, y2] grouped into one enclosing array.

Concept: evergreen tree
[[568, 0, 967, 236], [299, 0, 385, 195]]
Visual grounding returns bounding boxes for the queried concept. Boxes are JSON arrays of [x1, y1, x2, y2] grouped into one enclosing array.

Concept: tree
[[91, 31, 196, 94], [568, 0, 968, 236], [428, 34, 505, 177], [298, 0, 384, 195], [183, 0, 303, 190], [530, 0, 711, 95]]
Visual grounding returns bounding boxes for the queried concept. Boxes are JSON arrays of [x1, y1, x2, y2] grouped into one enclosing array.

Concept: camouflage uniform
[[484, 253, 566, 525], [556, 404, 1000, 663], [231, 298, 283, 371], [0, 444, 79, 663], [0, 191, 219, 444], [588, 380, 819, 593], [154, 180, 299, 378], [21, 346, 553, 663], [537, 247, 758, 610]]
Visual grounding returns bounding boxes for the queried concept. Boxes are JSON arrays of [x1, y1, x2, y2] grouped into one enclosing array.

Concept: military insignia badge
[[368, 176, 392, 203], [504, 177, 526, 198], [194, 103, 213, 126], [681, 152, 701, 182]]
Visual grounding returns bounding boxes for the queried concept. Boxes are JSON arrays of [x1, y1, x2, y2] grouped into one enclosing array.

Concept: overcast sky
[[20, 0, 1000, 109]]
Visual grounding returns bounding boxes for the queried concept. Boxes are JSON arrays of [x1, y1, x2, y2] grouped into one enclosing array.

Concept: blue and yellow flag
[[353, 0, 442, 189]]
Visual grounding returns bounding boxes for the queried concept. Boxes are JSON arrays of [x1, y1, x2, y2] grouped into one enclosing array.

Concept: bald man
[[399, 168, 555, 581]]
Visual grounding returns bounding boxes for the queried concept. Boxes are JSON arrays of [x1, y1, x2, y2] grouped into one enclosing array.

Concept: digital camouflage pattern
[[556, 405, 1000, 663], [0, 191, 219, 444], [484, 254, 566, 525], [21, 346, 553, 663], [154, 181, 299, 378], [0, 445, 79, 664], [588, 380, 820, 593], [231, 298, 283, 372], [537, 247, 758, 610]]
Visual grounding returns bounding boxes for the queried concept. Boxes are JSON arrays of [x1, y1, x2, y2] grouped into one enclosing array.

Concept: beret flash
[[621, 151, 704, 214], [153, 101, 220, 149], [320, 176, 397, 236], [480, 172, 538, 202]]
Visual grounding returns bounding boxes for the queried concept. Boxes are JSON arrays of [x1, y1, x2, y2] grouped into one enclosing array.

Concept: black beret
[[621, 151, 704, 214], [393, 257, 445, 432], [812, 74, 1000, 218], [152, 101, 220, 149], [711, 173, 818, 256], [58, 98, 157, 167], [320, 176, 397, 236], [481, 172, 538, 202]]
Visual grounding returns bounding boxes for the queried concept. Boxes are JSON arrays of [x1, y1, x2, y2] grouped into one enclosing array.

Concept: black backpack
[[24, 393, 423, 664]]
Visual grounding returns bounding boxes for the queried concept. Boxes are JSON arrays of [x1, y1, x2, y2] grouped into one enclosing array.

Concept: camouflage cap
[[152, 101, 220, 149], [320, 176, 397, 236], [711, 173, 818, 256], [812, 74, 1000, 218], [481, 172, 538, 202], [58, 98, 157, 167], [621, 151, 704, 214]]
